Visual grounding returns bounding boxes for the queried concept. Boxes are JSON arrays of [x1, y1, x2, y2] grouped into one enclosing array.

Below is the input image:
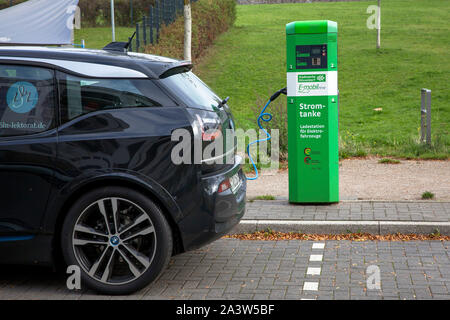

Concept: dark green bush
[[78, 0, 156, 27], [249, 93, 288, 161], [144, 0, 236, 62], [0, 0, 154, 27]]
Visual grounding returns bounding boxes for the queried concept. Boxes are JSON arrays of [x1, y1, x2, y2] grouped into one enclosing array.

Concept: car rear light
[[186, 108, 235, 172], [202, 128, 222, 141], [195, 114, 222, 142], [218, 178, 231, 193]]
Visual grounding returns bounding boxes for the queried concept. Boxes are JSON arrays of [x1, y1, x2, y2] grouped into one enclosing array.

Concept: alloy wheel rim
[[71, 197, 157, 285]]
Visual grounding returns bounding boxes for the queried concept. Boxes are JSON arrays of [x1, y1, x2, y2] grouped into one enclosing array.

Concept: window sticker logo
[[304, 156, 312, 165], [6, 82, 38, 114], [304, 148, 312, 156]]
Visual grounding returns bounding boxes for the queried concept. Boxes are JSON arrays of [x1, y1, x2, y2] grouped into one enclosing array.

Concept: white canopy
[[0, 0, 80, 45]]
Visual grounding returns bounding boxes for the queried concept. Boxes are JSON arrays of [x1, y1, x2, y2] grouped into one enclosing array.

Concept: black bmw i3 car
[[0, 45, 246, 294]]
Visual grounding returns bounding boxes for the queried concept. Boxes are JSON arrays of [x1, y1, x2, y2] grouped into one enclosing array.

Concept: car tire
[[61, 186, 173, 295]]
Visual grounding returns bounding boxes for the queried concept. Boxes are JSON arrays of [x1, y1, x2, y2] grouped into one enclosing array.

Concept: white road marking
[[309, 254, 323, 262], [307, 267, 321, 275], [303, 282, 319, 291], [312, 243, 325, 249], [303, 242, 326, 299]]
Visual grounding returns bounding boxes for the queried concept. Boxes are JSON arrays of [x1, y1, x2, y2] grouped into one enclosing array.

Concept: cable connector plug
[[269, 87, 287, 102]]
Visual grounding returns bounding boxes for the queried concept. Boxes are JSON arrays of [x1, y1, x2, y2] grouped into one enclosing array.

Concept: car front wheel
[[61, 186, 173, 295]]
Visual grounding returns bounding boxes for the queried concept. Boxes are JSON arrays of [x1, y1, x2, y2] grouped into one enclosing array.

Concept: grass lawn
[[195, 0, 449, 159], [74, 27, 135, 50]]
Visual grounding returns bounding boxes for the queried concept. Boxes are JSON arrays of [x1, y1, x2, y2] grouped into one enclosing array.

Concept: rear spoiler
[[159, 61, 193, 79]]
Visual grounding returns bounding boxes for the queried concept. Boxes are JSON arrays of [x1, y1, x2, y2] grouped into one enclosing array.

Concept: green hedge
[[0, 0, 154, 27], [144, 0, 236, 62]]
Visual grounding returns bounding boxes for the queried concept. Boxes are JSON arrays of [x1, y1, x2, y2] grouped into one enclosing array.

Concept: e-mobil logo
[[298, 83, 327, 94]]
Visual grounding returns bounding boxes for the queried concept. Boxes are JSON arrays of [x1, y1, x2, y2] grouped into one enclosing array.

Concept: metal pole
[[420, 89, 431, 145], [149, 7, 154, 45], [143, 16, 147, 46], [136, 23, 140, 52], [160, 1, 166, 24], [171, 0, 175, 23], [426, 89, 431, 145], [420, 90, 426, 143], [130, 0, 133, 26], [377, 0, 381, 49], [111, 0, 116, 42], [156, 1, 160, 42]]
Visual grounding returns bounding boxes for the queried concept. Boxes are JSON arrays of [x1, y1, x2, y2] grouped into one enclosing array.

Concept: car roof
[[0, 46, 188, 79]]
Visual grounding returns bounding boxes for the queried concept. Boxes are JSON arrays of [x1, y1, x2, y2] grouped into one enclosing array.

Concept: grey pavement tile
[[1, 238, 449, 300], [244, 201, 450, 222]]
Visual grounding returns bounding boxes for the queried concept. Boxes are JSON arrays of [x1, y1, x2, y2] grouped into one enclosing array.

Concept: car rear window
[[160, 72, 221, 111], [57, 72, 176, 123]]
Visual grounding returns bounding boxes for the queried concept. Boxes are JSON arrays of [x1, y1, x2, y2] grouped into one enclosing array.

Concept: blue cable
[[246, 99, 273, 180]]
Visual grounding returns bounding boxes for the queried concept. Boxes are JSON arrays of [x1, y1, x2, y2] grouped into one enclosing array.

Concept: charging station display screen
[[296, 45, 327, 69]]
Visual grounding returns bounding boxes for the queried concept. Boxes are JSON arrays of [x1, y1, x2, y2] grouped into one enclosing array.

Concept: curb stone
[[250, 198, 450, 203], [230, 220, 450, 235]]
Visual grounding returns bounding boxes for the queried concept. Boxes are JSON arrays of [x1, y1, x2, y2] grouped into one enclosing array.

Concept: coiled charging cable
[[246, 87, 287, 180]]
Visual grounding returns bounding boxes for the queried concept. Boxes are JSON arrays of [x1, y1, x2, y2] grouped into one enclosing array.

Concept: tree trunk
[[184, 0, 192, 61]]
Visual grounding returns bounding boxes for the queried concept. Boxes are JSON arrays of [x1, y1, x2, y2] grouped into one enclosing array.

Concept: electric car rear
[[0, 46, 246, 295]]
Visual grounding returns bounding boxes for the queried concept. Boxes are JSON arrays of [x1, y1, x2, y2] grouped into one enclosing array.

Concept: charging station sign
[[287, 71, 337, 96]]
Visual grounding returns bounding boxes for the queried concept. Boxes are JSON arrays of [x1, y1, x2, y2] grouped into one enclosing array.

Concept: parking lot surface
[[0, 239, 449, 300]]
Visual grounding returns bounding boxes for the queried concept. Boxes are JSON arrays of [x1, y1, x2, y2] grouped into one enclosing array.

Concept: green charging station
[[286, 20, 339, 203]]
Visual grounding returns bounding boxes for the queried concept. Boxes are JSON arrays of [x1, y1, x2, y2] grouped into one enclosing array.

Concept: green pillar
[[286, 20, 339, 203]]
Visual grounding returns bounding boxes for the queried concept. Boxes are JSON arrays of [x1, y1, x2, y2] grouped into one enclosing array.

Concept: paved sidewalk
[[234, 201, 450, 235], [246, 201, 450, 221], [1, 239, 449, 300]]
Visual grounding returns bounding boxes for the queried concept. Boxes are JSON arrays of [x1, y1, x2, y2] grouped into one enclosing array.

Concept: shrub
[[249, 93, 288, 161], [421, 191, 435, 200], [144, 0, 236, 61], [0, 0, 154, 27], [378, 158, 401, 164], [79, 0, 156, 27], [252, 195, 276, 201], [339, 131, 368, 159]]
